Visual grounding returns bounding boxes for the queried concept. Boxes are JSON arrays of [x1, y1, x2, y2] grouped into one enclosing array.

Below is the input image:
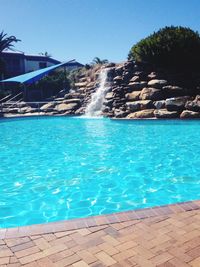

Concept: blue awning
[[0, 61, 73, 85]]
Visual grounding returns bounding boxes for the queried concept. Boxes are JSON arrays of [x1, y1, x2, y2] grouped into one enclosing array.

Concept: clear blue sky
[[1, 0, 200, 64]]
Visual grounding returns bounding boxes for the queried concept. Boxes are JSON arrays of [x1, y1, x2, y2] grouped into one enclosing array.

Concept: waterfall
[[84, 68, 109, 117]]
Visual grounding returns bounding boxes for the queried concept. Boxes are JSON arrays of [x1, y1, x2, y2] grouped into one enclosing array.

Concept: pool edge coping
[[1, 199, 200, 239]]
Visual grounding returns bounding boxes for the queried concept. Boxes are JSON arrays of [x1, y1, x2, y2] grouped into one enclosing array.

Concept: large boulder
[[105, 62, 115, 68], [129, 76, 140, 82], [125, 91, 141, 101], [126, 100, 153, 111], [185, 95, 200, 112], [148, 79, 168, 89], [113, 76, 123, 84], [133, 71, 146, 79], [128, 81, 147, 91], [103, 99, 113, 107], [19, 106, 37, 113], [105, 92, 114, 100], [180, 110, 200, 119], [154, 100, 166, 109], [74, 82, 87, 88], [195, 95, 200, 101], [56, 103, 78, 113], [63, 98, 81, 104], [40, 102, 55, 112], [86, 82, 96, 88], [75, 107, 85, 115], [102, 106, 111, 113], [140, 88, 163, 100], [114, 109, 128, 118], [16, 102, 27, 108], [115, 65, 124, 75], [79, 77, 87, 82], [162, 85, 185, 97], [166, 96, 190, 111], [147, 72, 158, 80], [127, 109, 155, 119], [154, 109, 179, 118], [123, 71, 132, 82]]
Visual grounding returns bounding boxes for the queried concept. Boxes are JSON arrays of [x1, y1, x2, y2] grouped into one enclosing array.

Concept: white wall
[[24, 59, 55, 73]]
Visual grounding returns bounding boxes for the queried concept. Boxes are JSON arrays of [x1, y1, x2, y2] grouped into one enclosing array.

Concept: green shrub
[[128, 26, 200, 70], [28, 70, 71, 99]]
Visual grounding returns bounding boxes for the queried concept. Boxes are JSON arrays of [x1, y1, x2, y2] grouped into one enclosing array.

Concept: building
[[1, 49, 83, 78]]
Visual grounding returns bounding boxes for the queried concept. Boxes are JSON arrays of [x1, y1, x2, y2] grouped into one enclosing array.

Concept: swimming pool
[[0, 117, 200, 228]]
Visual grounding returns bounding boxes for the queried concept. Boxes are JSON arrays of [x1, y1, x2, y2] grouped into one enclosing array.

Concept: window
[[39, 62, 47, 69]]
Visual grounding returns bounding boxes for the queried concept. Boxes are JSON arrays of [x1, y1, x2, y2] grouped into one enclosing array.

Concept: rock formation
[[2, 61, 200, 119]]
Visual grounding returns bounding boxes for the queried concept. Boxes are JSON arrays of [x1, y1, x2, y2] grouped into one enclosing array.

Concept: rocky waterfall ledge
[[2, 61, 200, 119], [64, 61, 200, 119]]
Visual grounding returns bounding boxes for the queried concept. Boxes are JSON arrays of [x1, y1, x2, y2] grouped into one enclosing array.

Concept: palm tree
[[92, 57, 109, 65], [0, 31, 20, 77], [0, 31, 20, 53]]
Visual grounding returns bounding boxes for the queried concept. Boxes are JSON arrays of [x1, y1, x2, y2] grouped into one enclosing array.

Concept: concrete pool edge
[[1, 199, 200, 239]]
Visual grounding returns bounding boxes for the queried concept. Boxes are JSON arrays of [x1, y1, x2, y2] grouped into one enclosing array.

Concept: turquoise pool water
[[0, 117, 200, 228]]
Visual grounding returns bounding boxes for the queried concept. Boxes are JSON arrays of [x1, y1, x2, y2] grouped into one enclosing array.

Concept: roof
[[2, 48, 24, 54], [25, 55, 60, 64], [2, 49, 84, 67], [0, 61, 73, 85], [2, 49, 60, 64]]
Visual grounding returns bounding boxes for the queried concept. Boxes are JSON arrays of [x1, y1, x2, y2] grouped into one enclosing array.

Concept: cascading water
[[84, 68, 109, 117]]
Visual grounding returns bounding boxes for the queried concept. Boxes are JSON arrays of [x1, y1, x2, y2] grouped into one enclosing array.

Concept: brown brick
[[48, 249, 74, 262], [98, 243, 119, 256], [42, 233, 56, 241], [15, 246, 40, 258], [77, 250, 97, 264], [116, 240, 137, 251], [11, 241, 35, 253], [113, 249, 137, 262], [189, 256, 200, 267], [150, 252, 174, 265], [34, 237, 50, 250], [6, 263, 21, 267], [55, 254, 81, 266], [37, 257, 55, 267], [19, 252, 44, 265], [129, 255, 155, 267], [187, 245, 200, 258], [0, 257, 10, 265], [73, 260, 90, 267], [5, 237, 30, 247], [102, 235, 120, 246], [0, 247, 13, 257], [168, 257, 190, 267], [96, 251, 117, 266]]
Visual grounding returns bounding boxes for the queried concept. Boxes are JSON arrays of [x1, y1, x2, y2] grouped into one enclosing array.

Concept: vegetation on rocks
[[92, 57, 108, 65], [128, 26, 200, 70]]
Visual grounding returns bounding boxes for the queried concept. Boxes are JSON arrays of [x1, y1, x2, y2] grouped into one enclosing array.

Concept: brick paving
[[1, 203, 200, 266]]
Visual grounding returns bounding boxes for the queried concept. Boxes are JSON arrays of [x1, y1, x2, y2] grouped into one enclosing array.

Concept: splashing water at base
[[85, 68, 109, 117]]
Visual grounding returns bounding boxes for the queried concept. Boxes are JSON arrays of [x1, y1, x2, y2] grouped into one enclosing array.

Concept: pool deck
[[1, 201, 200, 266]]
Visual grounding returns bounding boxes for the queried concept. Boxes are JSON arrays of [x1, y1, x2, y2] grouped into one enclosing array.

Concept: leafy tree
[[92, 57, 109, 65], [84, 64, 91, 70], [128, 26, 200, 70], [30, 70, 71, 99]]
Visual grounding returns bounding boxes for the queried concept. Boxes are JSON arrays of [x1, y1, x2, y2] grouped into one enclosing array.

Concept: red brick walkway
[[1, 202, 200, 266]]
